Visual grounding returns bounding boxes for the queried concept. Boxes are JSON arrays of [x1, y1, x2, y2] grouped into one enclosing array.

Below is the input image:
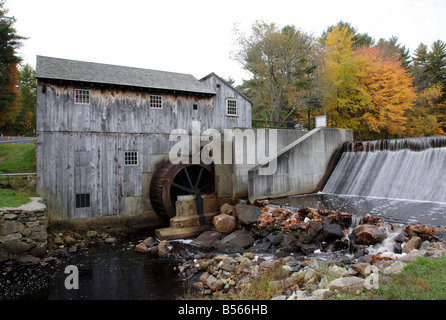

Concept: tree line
[[233, 21, 446, 140], [1, 0, 445, 141], [0, 0, 35, 136]]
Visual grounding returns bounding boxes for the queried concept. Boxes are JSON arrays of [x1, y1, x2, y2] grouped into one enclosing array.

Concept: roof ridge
[[36, 56, 216, 95]]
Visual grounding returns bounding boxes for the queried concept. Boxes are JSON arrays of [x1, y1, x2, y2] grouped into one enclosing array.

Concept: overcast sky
[[7, 0, 446, 85]]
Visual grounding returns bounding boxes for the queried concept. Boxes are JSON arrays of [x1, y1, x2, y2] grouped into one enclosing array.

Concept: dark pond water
[[0, 232, 194, 300]]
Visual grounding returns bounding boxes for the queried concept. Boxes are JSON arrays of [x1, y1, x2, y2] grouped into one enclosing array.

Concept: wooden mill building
[[36, 56, 252, 221]]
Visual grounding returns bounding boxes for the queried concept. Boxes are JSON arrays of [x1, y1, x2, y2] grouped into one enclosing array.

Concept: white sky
[[6, 0, 446, 85]]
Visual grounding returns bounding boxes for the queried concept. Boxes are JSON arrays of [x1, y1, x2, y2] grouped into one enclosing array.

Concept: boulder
[[328, 276, 366, 294], [135, 242, 149, 253], [402, 236, 422, 253], [192, 230, 223, 248], [220, 203, 233, 215], [206, 275, 224, 291], [2, 241, 30, 255], [213, 214, 237, 234], [353, 225, 386, 245], [216, 229, 254, 249], [157, 240, 171, 257], [143, 237, 155, 247], [104, 237, 116, 244], [233, 204, 263, 226], [323, 224, 344, 242]]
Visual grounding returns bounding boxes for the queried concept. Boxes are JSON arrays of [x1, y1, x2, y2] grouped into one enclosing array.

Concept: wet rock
[[353, 225, 386, 245], [143, 237, 154, 247], [220, 203, 234, 216], [192, 230, 223, 248], [213, 214, 237, 234], [402, 236, 422, 253], [216, 229, 254, 249], [104, 237, 116, 244], [323, 223, 344, 242], [135, 242, 149, 253], [16, 254, 41, 265], [157, 240, 171, 257], [233, 204, 262, 226], [250, 241, 271, 253], [301, 243, 320, 255], [150, 246, 158, 255]]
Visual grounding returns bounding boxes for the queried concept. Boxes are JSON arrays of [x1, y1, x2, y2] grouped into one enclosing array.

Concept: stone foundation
[[0, 197, 47, 264]]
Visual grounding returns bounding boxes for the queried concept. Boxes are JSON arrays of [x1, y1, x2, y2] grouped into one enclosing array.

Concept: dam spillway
[[322, 136, 446, 203]]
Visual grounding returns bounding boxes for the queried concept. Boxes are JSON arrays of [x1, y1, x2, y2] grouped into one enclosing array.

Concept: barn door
[[74, 150, 91, 217]]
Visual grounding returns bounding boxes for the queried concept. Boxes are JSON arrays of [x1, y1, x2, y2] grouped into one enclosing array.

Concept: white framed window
[[124, 151, 138, 166], [75, 89, 90, 105], [150, 95, 163, 109], [226, 98, 237, 116]]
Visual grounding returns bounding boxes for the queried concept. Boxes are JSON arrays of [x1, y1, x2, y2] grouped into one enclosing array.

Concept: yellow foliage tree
[[405, 83, 445, 137], [355, 47, 416, 138], [320, 26, 369, 131]]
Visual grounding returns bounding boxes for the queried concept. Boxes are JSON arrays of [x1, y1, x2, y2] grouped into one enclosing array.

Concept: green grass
[[0, 142, 36, 174], [0, 142, 36, 207], [0, 188, 32, 207], [375, 255, 446, 300]]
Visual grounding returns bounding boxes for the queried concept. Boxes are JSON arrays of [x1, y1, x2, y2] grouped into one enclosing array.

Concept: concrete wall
[[248, 128, 353, 202], [231, 128, 308, 199]]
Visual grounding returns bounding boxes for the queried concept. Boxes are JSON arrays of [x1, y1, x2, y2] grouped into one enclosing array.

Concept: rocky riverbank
[[135, 201, 446, 300]]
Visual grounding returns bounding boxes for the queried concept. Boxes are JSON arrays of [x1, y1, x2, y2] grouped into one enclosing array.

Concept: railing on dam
[[252, 114, 334, 131]]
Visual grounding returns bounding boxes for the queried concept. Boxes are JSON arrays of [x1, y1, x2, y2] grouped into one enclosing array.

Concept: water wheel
[[149, 158, 215, 218]]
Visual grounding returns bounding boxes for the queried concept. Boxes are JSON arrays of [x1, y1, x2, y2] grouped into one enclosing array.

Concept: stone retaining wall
[[0, 197, 47, 264]]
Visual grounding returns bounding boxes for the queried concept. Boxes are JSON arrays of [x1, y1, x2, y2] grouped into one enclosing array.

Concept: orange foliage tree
[[355, 46, 416, 139]]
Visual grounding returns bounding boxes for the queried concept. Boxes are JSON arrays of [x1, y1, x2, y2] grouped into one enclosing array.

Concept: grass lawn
[[0, 141, 37, 207], [375, 255, 446, 300]]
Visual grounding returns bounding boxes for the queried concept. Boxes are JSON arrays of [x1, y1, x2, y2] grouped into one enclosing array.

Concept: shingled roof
[[36, 56, 216, 95]]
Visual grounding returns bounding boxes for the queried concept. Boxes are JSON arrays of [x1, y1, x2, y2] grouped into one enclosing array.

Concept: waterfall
[[323, 136, 446, 202]]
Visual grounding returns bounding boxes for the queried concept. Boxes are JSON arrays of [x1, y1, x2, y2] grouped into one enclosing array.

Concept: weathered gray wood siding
[[200, 75, 252, 129], [36, 80, 251, 219]]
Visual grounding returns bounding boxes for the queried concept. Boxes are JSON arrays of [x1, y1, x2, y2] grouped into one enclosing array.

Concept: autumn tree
[[376, 36, 411, 69], [319, 26, 368, 132], [320, 21, 374, 49], [405, 83, 444, 137], [411, 40, 446, 133], [355, 46, 416, 138], [233, 21, 318, 123], [0, 0, 25, 134]]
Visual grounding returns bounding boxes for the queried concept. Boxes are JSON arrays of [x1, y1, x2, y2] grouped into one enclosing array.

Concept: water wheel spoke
[[171, 182, 195, 194], [183, 167, 195, 190], [194, 167, 204, 190]]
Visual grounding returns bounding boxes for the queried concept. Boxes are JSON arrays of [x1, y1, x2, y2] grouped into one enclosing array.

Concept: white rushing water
[[323, 137, 446, 203]]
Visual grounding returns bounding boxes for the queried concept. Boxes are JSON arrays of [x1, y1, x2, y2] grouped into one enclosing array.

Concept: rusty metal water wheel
[[149, 158, 215, 218]]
